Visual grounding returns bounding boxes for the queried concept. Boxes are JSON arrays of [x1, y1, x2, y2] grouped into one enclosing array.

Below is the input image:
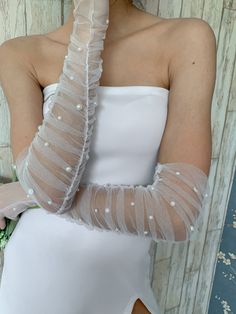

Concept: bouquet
[[0, 217, 19, 250]]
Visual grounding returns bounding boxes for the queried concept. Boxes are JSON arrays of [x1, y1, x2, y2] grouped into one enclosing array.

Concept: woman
[[0, 0, 216, 313]]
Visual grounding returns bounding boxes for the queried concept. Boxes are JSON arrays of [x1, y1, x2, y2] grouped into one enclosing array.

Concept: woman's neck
[[47, 0, 139, 45]]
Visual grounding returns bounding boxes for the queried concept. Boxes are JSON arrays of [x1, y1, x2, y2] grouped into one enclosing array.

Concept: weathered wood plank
[[63, 0, 73, 23], [152, 257, 171, 313], [228, 56, 236, 112], [224, 0, 236, 9], [155, 241, 173, 261], [25, 0, 62, 35], [179, 270, 200, 314], [158, 0, 182, 18], [211, 8, 236, 159], [193, 229, 222, 313], [0, 89, 12, 180], [165, 243, 188, 310], [181, 0, 205, 18], [143, 0, 159, 15], [165, 306, 179, 314], [208, 111, 236, 231], [0, 0, 26, 42], [202, 0, 224, 41]]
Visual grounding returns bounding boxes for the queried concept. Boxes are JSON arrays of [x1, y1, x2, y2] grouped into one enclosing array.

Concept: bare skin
[[31, 1, 172, 91], [0, 0, 217, 313]]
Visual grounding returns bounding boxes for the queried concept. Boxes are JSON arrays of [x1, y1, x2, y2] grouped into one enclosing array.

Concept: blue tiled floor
[[209, 168, 236, 314]]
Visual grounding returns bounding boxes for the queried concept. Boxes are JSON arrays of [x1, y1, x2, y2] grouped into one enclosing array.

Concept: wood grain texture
[[63, 0, 73, 23], [0, 1, 235, 314], [211, 8, 236, 159], [159, 0, 182, 18]]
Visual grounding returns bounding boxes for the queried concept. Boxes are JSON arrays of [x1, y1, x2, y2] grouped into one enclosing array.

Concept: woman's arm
[[0, 37, 44, 162], [0, 14, 216, 242], [0, 0, 110, 215], [0, 37, 44, 229], [48, 19, 216, 242]]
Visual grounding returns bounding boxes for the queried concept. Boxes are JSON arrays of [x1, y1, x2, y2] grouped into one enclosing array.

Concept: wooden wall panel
[[158, 0, 182, 18], [0, 1, 235, 314], [63, 0, 73, 23], [25, 0, 62, 35], [181, 0, 205, 18]]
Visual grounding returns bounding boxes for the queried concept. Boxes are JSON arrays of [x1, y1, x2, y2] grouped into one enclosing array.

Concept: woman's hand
[[0, 182, 36, 228]]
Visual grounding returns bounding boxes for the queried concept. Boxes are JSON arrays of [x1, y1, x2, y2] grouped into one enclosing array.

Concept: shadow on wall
[[209, 167, 236, 314]]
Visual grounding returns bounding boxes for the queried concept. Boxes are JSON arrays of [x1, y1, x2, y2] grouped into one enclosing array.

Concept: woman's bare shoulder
[[148, 14, 214, 40], [136, 11, 215, 54], [0, 35, 47, 66], [0, 35, 39, 71], [151, 16, 216, 69], [170, 16, 214, 37], [160, 16, 215, 47], [0, 34, 66, 88]]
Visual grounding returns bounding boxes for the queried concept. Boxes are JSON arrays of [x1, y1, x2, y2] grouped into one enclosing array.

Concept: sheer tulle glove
[[0, 161, 210, 242], [53, 161, 211, 242], [0, 182, 37, 230], [14, 0, 109, 214]]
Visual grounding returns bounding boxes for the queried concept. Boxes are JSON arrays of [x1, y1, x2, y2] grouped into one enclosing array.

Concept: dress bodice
[[43, 83, 169, 186]]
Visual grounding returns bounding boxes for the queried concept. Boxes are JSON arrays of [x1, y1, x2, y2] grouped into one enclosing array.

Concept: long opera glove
[[0, 182, 36, 222], [14, 0, 109, 214], [53, 162, 211, 242]]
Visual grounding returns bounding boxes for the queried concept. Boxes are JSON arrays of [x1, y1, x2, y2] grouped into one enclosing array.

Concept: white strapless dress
[[0, 84, 169, 314]]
